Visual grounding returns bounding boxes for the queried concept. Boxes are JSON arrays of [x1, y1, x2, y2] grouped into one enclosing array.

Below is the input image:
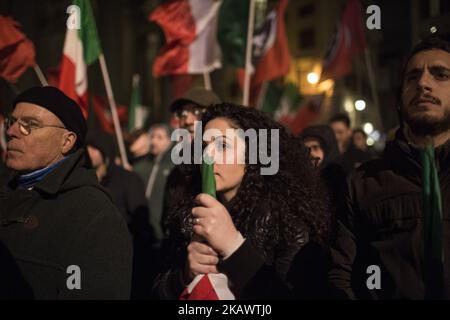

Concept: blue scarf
[[18, 157, 67, 189]]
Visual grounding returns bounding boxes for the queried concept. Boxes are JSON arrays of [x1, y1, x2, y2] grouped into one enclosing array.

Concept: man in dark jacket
[[86, 130, 156, 299], [300, 125, 347, 207], [329, 34, 450, 299], [0, 86, 132, 299], [329, 113, 373, 174]]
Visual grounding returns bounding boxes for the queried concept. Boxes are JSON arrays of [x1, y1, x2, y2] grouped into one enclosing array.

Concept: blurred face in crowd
[[330, 121, 352, 153], [176, 103, 205, 138], [401, 49, 450, 137], [129, 132, 150, 158], [353, 131, 367, 151], [149, 127, 171, 157], [204, 117, 245, 202], [303, 137, 324, 167], [6, 102, 76, 173], [87, 145, 104, 168]]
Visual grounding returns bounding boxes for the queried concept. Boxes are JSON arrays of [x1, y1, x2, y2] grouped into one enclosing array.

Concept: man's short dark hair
[[408, 33, 450, 62], [329, 113, 351, 128]]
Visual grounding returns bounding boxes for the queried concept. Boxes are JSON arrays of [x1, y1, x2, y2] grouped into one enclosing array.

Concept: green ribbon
[[420, 143, 444, 297], [421, 144, 443, 262]]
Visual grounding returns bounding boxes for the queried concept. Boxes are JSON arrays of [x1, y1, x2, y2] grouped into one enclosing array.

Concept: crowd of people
[[0, 33, 449, 300]]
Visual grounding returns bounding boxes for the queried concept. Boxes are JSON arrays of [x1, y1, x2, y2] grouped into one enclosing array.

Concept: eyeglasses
[[4, 116, 66, 136], [175, 107, 205, 119]]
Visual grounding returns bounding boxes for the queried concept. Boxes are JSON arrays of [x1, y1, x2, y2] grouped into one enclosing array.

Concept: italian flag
[[58, 0, 101, 118], [150, 0, 222, 76]]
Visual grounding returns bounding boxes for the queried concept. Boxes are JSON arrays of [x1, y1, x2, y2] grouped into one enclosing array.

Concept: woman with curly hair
[[153, 102, 332, 299]]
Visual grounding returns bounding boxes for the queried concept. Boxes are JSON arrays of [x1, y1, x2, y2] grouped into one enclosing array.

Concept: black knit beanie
[[13, 86, 87, 148]]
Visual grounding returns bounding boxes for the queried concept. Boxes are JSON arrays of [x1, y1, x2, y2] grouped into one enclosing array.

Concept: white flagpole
[[98, 54, 131, 169], [243, 0, 256, 106], [33, 64, 49, 86], [203, 72, 212, 90]]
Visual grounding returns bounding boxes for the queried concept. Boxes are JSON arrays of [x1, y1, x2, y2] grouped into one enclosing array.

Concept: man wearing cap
[[160, 88, 221, 238], [0, 86, 132, 299], [169, 87, 221, 140]]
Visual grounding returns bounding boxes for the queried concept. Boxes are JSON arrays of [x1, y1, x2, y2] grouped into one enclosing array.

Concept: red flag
[[0, 16, 35, 82], [251, 0, 290, 88], [321, 0, 366, 80], [92, 95, 128, 134], [237, 0, 290, 105]]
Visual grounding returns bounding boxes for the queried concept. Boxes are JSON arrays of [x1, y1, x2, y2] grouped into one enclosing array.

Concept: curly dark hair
[[164, 103, 332, 259]]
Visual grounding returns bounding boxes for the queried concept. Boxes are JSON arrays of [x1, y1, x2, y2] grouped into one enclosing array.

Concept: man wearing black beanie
[[0, 86, 132, 299]]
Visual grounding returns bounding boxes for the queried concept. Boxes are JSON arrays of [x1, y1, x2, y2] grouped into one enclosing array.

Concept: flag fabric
[[0, 16, 36, 82], [150, 0, 222, 76], [279, 94, 324, 135], [128, 74, 149, 132], [249, 0, 290, 88], [260, 82, 283, 115], [179, 153, 235, 300], [92, 95, 127, 135], [58, 0, 102, 118], [180, 272, 235, 300], [260, 81, 301, 116], [320, 0, 366, 80], [236, 0, 291, 105], [170, 73, 195, 99], [217, 0, 249, 67], [47, 66, 61, 87]]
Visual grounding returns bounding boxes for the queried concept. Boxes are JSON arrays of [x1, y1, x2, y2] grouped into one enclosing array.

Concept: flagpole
[[256, 81, 269, 110], [98, 54, 131, 169], [243, 0, 256, 106], [33, 64, 49, 86], [203, 72, 212, 90], [363, 48, 383, 131]]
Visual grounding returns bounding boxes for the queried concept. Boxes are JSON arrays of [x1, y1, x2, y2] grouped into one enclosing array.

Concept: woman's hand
[[186, 240, 219, 281], [191, 193, 243, 258]]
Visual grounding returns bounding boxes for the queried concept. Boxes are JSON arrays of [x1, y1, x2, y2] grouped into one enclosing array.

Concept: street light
[[307, 72, 319, 84], [363, 122, 374, 134], [344, 99, 354, 113], [355, 100, 366, 111]]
